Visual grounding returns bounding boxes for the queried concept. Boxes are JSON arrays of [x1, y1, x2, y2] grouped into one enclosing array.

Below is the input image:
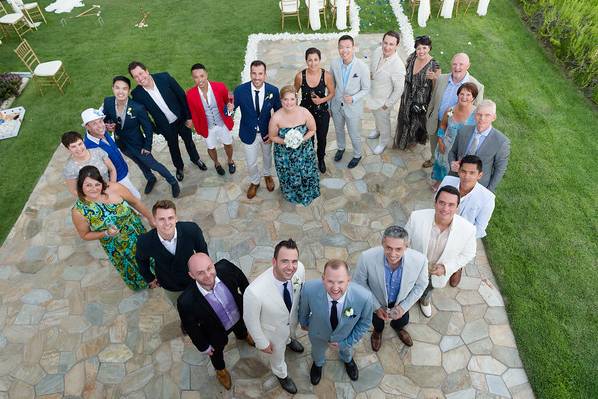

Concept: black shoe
[[144, 178, 157, 194], [193, 159, 208, 171], [176, 169, 184, 182], [228, 162, 236, 174], [334, 149, 345, 162], [310, 362, 322, 385], [347, 157, 362, 169], [318, 159, 326, 173], [344, 359, 359, 381], [286, 338, 304, 353], [276, 376, 297, 394], [171, 182, 180, 198], [215, 164, 225, 176]]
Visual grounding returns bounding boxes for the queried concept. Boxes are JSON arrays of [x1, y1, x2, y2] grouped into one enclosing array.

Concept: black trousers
[[372, 301, 410, 333], [309, 110, 330, 162], [210, 320, 248, 371], [164, 119, 200, 171], [121, 147, 176, 185]]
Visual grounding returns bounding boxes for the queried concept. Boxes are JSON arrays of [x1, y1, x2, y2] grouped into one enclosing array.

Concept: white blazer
[[405, 209, 476, 288], [243, 262, 305, 350], [366, 47, 406, 111]]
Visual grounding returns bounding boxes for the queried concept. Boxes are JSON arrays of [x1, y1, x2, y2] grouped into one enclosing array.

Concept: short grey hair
[[477, 99, 496, 115], [382, 225, 409, 243]]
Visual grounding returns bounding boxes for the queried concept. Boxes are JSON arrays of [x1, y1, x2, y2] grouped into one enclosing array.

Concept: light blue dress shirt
[[465, 125, 492, 154], [384, 256, 403, 304], [438, 73, 470, 120], [341, 58, 355, 89]]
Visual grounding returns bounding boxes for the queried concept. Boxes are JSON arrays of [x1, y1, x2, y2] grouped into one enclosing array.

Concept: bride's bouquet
[[284, 128, 304, 150]]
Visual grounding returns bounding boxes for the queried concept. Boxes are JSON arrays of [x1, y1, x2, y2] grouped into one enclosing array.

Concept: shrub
[[0, 73, 22, 103], [518, 0, 597, 103]]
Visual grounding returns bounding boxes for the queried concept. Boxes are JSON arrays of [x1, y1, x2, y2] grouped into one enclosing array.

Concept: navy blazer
[[130, 72, 191, 135], [233, 81, 281, 144], [102, 97, 154, 152]]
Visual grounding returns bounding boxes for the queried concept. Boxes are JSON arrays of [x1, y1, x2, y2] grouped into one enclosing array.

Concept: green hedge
[[518, 0, 597, 102]]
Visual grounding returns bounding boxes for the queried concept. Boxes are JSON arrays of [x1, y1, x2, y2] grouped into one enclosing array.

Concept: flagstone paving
[[0, 35, 534, 398]]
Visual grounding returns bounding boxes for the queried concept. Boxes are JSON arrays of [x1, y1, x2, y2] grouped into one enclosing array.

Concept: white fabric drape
[[418, 0, 431, 27], [440, 0, 455, 18], [477, 0, 490, 16], [306, 0, 321, 31], [336, 0, 347, 30]]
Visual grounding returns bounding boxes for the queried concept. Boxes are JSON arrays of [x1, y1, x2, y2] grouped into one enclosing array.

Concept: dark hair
[[61, 131, 83, 148], [457, 82, 479, 100], [112, 75, 131, 88], [127, 61, 147, 74], [305, 47, 321, 61], [338, 34, 354, 45], [76, 166, 107, 200], [460, 155, 483, 172], [383, 30, 401, 45], [191, 63, 207, 73], [274, 238, 298, 259], [435, 185, 461, 205], [250, 60, 267, 72], [323, 259, 349, 273], [414, 35, 432, 49], [152, 199, 177, 216]]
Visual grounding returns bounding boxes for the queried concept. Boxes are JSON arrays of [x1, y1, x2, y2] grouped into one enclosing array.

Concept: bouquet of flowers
[[284, 128, 303, 149]]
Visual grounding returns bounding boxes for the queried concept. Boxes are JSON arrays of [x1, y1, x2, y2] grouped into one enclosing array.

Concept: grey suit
[[448, 125, 510, 192], [330, 57, 370, 158], [298, 281, 373, 366], [425, 73, 484, 159], [354, 246, 427, 311]]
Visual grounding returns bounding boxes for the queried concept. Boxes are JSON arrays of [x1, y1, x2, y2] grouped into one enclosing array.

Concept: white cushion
[[279, 1, 299, 12], [34, 60, 62, 77], [0, 13, 24, 24], [23, 3, 39, 10]]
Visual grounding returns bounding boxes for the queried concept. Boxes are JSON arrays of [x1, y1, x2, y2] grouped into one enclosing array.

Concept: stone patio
[[0, 35, 534, 398]]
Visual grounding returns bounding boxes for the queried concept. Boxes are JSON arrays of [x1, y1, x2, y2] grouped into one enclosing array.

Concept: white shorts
[[204, 125, 233, 149], [117, 174, 141, 199]]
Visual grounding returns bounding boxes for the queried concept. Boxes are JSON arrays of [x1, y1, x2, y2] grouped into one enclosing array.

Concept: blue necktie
[[282, 282, 292, 312]]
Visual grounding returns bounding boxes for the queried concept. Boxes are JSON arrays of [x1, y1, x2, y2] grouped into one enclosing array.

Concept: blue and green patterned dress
[[273, 124, 320, 206], [73, 199, 148, 290]]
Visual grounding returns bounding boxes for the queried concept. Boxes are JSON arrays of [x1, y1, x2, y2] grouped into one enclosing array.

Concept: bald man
[[177, 254, 254, 390], [423, 53, 484, 168]]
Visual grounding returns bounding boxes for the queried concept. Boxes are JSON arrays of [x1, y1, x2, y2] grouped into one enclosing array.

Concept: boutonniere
[[127, 107, 135, 119], [447, 108, 454, 118], [344, 307, 355, 317], [265, 93, 274, 101], [291, 275, 302, 291]]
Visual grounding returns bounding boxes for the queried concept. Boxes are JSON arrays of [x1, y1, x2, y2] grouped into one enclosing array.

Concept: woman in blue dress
[[431, 82, 479, 189], [268, 85, 320, 206]]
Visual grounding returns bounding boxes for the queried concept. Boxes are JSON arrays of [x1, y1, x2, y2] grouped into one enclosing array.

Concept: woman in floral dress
[[71, 165, 154, 290], [268, 85, 320, 206]]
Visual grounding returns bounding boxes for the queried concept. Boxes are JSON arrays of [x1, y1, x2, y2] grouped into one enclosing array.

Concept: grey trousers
[[332, 107, 363, 158], [372, 107, 392, 147]]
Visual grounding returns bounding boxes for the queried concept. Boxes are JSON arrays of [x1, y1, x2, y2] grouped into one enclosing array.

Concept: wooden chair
[[306, 0, 327, 29], [410, 0, 420, 20], [7, 0, 46, 25], [0, 0, 31, 39], [329, 0, 349, 27], [463, 0, 478, 15], [14, 39, 70, 95], [279, 0, 302, 31]]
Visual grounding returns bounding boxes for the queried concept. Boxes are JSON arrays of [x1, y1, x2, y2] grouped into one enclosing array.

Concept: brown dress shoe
[[371, 331, 382, 352], [216, 368, 232, 390], [245, 334, 255, 347], [398, 329, 413, 347], [449, 268, 463, 287], [422, 159, 433, 168], [264, 175, 275, 191], [247, 183, 259, 199]]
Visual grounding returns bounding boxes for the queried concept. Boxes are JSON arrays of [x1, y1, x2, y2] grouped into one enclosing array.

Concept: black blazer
[[102, 96, 155, 152], [131, 72, 191, 135], [177, 259, 249, 352], [136, 222, 208, 291]]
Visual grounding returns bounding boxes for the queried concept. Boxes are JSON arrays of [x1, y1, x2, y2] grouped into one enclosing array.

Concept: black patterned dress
[[300, 69, 330, 163]]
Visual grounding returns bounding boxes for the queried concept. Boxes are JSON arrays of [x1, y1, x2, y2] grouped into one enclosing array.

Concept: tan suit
[[425, 73, 484, 159], [367, 47, 406, 147], [243, 262, 305, 378]]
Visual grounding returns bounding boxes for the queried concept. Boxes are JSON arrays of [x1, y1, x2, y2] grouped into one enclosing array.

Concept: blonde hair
[[279, 85, 297, 99]]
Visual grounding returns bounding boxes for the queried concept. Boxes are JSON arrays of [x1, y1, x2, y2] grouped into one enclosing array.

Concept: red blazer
[[186, 81, 234, 138]]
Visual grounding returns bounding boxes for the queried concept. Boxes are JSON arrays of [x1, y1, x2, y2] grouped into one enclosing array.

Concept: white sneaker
[[368, 130, 380, 139], [419, 301, 432, 318], [373, 144, 386, 155]]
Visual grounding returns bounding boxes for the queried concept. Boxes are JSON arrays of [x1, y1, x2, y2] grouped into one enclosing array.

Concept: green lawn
[[1, 1, 597, 397]]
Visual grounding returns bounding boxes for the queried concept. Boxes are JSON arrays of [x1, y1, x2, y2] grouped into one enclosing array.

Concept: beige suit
[[405, 209, 476, 288], [243, 262, 305, 378], [425, 73, 484, 159], [367, 47, 406, 147]]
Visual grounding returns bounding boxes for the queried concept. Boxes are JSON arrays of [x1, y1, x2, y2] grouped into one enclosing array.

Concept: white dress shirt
[[440, 175, 496, 238], [327, 292, 346, 320], [144, 83, 178, 124], [251, 83, 265, 113], [157, 228, 178, 255], [274, 273, 293, 304]]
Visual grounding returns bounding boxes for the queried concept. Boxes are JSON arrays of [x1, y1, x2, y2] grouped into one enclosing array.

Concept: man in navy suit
[[227, 60, 281, 199], [128, 61, 207, 182], [103, 76, 180, 197]]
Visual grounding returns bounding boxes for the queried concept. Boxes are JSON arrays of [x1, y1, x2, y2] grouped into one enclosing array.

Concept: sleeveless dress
[[73, 199, 148, 290], [300, 69, 330, 163], [394, 53, 440, 150], [431, 108, 476, 181], [273, 124, 320, 206]]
